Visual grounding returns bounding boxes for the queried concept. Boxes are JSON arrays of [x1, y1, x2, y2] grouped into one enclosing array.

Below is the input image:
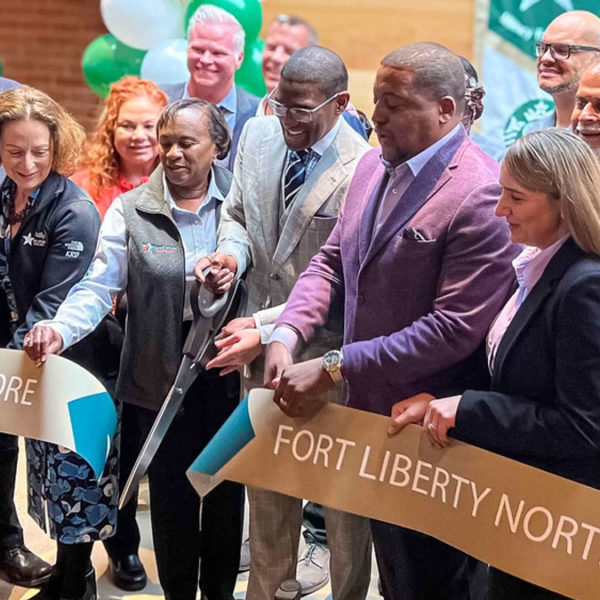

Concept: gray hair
[[281, 46, 348, 98], [187, 4, 245, 54], [505, 128, 600, 256], [274, 14, 319, 44], [382, 42, 466, 113]]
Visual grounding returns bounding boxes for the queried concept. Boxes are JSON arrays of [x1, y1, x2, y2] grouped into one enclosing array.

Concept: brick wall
[[0, 0, 474, 133], [0, 0, 107, 132]]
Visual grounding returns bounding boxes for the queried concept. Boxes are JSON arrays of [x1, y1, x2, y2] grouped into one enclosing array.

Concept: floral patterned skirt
[[26, 435, 119, 544]]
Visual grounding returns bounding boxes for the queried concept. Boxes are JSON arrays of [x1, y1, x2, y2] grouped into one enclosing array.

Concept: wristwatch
[[322, 349, 344, 384]]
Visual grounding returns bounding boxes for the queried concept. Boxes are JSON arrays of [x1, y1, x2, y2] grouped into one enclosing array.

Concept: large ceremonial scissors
[[119, 276, 247, 510]]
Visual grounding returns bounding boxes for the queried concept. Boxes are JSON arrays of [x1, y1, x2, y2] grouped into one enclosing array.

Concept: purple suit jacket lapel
[[358, 162, 387, 264], [360, 128, 467, 269]]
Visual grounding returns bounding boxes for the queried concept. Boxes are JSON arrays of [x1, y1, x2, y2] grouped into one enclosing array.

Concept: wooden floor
[[0, 442, 381, 600]]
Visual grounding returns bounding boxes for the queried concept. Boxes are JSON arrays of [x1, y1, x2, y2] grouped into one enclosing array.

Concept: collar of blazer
[[358, 127, 467, 269], [491, 236, 582, 383], [270, 118, 366, 270]]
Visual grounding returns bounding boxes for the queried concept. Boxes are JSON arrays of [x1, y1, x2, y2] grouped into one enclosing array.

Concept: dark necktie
[[284, 149, 310, 208]]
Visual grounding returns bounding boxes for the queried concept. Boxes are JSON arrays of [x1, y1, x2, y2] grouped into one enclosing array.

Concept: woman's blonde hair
[[0, 86, 85, 175], [504, 128, 600, 256], [83, 76, 168, 197]]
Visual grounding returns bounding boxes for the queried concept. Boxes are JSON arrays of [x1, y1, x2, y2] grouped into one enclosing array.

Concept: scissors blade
[[119, 356, 198, 509]]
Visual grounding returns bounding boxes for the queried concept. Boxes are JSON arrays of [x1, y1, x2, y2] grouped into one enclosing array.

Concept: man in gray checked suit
[[195, 46, 371, 600]]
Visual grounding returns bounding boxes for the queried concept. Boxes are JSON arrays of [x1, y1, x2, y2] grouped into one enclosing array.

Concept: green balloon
[[185, 0, 263, 45], [82, 34, 146, 98], [235, 38, 266, 97]]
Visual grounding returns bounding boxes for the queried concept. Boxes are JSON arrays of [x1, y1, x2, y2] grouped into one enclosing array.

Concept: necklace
[[6, 193, 33, 226], [7, 204, 29, 226]]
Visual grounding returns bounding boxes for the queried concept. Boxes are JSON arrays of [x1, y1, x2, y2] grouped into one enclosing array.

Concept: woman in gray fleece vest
[[25, 99, 244, 600]]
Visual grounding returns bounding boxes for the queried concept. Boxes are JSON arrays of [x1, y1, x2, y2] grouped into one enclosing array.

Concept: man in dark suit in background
[[161, 4, 259, 169], [0, 75, 53, 589]]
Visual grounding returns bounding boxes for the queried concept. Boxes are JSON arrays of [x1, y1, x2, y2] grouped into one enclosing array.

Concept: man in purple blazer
[[265, 43, 518, 599]]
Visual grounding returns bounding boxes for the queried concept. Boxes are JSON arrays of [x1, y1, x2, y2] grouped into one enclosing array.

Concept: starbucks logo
[[502, 98, 554, 146]]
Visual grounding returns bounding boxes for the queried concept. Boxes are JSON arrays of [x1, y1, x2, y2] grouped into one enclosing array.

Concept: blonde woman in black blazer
[[390, 129, 600, 599]]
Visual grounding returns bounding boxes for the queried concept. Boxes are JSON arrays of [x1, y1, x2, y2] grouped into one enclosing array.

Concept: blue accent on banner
[[68, 392, 117, 478], [189, 395, 255, 476]]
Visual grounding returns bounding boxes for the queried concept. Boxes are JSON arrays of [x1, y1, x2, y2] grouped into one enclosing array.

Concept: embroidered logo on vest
[[142, 243, 177, 254]]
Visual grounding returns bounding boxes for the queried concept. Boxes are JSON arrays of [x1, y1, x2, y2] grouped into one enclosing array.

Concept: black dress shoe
[[109, 554, 147, 591], [30, 566, 97, 600], [0, 545, 53, 587]]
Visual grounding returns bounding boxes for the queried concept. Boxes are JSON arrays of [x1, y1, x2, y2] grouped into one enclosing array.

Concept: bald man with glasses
[[528, 10, 600, 133]]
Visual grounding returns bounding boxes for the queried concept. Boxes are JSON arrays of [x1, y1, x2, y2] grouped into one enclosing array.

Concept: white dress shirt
[[42, 170, 224, 349]]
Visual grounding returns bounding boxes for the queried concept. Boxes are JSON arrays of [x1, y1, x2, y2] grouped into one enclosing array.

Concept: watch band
[[322, 349, 344, 385]]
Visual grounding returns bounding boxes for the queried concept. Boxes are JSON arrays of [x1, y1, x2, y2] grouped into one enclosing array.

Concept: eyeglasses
[[267, 88, 342, 123], [535, 41, 600, 60]]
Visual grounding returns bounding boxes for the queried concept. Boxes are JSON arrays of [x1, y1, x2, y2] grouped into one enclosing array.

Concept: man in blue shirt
[[161, 5, 260, 170]]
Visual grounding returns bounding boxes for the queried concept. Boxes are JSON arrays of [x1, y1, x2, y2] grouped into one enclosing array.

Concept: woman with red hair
[[72, 76, 167, 219]]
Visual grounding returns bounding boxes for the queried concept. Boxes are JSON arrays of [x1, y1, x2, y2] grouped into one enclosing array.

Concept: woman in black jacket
[[0, 86, 118, 600], [388, 129, 600, 599]]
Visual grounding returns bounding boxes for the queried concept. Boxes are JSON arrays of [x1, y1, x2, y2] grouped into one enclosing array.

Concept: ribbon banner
[[189, 389, 600, 599], [475, 0, 599, 157], [0, 349, 117, 478]]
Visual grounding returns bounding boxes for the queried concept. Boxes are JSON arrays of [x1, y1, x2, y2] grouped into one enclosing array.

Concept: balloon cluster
[[82, 0, 265, 98]]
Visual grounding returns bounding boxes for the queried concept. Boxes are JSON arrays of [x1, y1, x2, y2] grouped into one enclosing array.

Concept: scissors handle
[[183, 278, 248, 364]]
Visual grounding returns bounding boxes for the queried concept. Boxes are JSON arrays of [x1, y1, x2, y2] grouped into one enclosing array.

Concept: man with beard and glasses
[[527, 10, 600, 132], [572, 61, 600, 158]]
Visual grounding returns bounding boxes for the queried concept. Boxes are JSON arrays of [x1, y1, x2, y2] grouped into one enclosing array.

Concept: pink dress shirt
[[486, 235, 570, 372]]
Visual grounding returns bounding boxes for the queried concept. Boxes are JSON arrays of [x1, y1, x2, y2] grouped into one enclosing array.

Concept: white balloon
[[101, 0, 186, 51], [141, 38, 189, 85]]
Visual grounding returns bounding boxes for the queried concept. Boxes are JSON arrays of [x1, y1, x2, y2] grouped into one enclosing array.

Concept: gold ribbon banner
[[0, 348, 117, 478], [189, 389, 600, 599]]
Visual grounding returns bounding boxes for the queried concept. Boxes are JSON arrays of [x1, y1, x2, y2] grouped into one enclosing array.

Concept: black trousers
[[371, 521, 470, 600], [104, 371, 243, 600], [0, 432, 23, 551], [487, 567, 571, 600]]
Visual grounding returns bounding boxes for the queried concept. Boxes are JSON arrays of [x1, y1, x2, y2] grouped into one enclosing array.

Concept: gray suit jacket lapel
[[257, 128, 287, 261], [272, 122, 354, 269]]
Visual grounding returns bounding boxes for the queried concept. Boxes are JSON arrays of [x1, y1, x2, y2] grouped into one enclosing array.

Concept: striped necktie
[[284, 149, 310, 208]]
